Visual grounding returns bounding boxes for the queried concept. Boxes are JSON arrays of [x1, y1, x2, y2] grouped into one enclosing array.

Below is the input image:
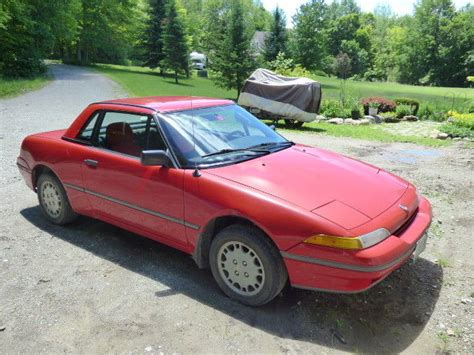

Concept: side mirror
[[141, 150, 173, 167]]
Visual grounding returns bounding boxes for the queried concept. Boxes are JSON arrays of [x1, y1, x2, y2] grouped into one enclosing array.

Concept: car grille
[[393, 208, 418, 237]]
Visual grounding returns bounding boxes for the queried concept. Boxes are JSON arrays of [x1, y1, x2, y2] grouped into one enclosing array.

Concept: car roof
[[95, 96, 234, 113]]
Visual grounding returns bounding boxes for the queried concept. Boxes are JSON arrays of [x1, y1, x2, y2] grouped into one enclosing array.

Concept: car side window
[[77, 112, 99, 142], [96, 111, 161, 157], [147, 121, 167, 151]]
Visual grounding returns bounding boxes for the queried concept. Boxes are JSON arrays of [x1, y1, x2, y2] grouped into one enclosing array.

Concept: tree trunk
[[175, 70, 178, 84]]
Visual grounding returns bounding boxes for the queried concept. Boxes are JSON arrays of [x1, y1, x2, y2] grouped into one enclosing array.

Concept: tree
[[403, 0, 456, 85], [263, 6, 287, 62], [210, 0, 256, 97], [333, 52, 351, 79], [292, 0, 328, 71], [144, 0, 168, 70], [161, 0, 189, 83]]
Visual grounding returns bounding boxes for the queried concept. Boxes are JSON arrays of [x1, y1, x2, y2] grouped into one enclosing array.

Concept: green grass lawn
[[93, 63, 235, 99], [312, 75, 473, 112], [279, 122, 450, 148], [0, 74, 52, 98]]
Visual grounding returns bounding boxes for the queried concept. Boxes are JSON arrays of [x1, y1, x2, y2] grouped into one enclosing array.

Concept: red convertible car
[[17, 96, 432, 306]]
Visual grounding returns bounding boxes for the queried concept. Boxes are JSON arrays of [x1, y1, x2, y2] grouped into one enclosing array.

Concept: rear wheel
[[284, 119, 304, 129], [209, 225, 288, 306], [37, 173, 78, 225]]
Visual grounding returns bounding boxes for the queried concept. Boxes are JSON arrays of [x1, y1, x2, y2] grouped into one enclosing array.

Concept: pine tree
[[144, 0, 167, 71], [161, 0, 189, 84], [210, 0, 255, 98], [264, 6, 287, 62]]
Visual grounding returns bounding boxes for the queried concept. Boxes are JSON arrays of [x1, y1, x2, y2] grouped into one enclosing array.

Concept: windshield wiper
[[201, 147, 269, 158], [247, 141, 294, 149]]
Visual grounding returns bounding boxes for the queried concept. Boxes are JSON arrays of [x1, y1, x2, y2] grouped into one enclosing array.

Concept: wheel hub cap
[[41, 182, 62, 218], [217, 241, 265, 296]]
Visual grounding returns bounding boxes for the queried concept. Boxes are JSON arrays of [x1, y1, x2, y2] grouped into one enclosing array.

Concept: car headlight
[[303, 228, 391, 250]]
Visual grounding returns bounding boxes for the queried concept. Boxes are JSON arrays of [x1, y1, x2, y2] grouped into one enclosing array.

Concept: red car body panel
[[17, 96, 432, 294]]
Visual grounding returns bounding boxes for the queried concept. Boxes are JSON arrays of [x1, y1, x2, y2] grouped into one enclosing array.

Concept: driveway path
[[1, 65, 473, 354]]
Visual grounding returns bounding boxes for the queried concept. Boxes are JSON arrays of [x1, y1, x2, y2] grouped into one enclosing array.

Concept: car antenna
[[191, 94, 201, 177]]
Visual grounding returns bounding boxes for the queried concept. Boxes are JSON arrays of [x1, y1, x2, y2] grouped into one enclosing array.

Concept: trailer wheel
[[284, 119, 304, 129]]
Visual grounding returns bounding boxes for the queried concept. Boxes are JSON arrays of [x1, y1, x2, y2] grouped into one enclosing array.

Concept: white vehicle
[[190, 51, 206, 70]]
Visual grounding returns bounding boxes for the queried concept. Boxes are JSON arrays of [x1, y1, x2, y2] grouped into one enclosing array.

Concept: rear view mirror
[[141, 150, 173, 167]]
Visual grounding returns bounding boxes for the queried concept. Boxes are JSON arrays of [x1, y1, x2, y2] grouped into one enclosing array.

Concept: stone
[[344, 118, 360, 125], [359, 118, 371, 125], [437, 132, 449, 140], [447, 328, 455, 337], [327, 118, 344, 125], [316, 114, 327, 121], [373, 115, 383, 124], [384, 116, 401, 123], [404, 115, 418, 121], [429, 129, 441, 139]]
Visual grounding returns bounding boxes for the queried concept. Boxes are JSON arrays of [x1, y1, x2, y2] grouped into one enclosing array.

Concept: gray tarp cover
[[238, 69, 321, 122]]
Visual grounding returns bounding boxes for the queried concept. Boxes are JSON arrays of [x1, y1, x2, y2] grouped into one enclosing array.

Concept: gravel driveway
[[1, 65, 473, 354]]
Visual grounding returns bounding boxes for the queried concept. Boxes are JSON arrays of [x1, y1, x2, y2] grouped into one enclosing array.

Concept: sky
[[261, 0, 473, 26]]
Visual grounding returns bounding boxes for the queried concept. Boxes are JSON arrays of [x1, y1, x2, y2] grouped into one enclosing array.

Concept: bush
[[395, 98, 420, 115], [312, 69, 328, 77], [440, 124, 474, 138], [447, 111, 474, 130], [360, 96, 396, 114], [380, 111, 396, 118], [396, 104, 413, 118], [418, 105, 448, 122], [321, 99, 350, 118]]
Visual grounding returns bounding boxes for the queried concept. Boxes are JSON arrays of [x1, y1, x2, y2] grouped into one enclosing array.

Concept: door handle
[[84, 159, 99, 168]]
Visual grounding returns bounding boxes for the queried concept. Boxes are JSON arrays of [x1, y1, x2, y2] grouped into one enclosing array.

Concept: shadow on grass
[[21, 206, 443, 353]]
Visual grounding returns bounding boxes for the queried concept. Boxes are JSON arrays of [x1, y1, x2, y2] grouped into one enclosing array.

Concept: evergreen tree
[[210, 0, 256, 97], [161, 0, 189, 84], [144, 0, 167, 70], [263, 6, 287, 62]]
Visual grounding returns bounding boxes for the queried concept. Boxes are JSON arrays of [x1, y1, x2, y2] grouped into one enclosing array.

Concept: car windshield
[[159, 104, 291, 167]]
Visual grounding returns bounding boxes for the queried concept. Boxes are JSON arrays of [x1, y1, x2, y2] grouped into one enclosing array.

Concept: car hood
[[206, 145, 409, 229]]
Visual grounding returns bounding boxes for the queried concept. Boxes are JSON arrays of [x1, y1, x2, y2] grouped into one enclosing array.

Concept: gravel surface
[[1, 64, 473, 354]]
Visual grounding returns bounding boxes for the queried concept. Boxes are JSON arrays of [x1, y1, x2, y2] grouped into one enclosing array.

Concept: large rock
[[404, 115, 418, 121], [437, 132, 449, 140], [359, 118, 371, 125], [327, 118, 344, 125], [316, 114, 327, 121], [384, 116, 401, 123]]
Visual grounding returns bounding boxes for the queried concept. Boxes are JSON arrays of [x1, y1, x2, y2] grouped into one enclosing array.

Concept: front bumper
[[282, 196, 432, 293]]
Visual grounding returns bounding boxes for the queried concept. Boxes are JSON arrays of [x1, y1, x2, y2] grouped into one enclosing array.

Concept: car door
[[80, 110, 187, 247]]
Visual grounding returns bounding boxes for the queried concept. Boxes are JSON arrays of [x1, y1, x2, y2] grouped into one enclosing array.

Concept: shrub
[[396, 104, 412, 118], [312, 69, 328, 77], [360, 96, 396, 114], [418, 105, 448, 122], [395, 98, 420, 115], [321, 99, 350, 118], [380, 111, 396, 118], [440, 124, 474, 138], [447, 111, 474, 130]]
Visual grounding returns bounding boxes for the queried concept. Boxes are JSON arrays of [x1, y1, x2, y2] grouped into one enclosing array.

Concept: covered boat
[[238, 69, 322, 126]]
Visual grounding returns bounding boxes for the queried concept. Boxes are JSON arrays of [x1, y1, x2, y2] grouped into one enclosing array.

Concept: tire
[[209, 224, 288, 306], [284, 119, 304, 129], [37, 173, 78, 225]]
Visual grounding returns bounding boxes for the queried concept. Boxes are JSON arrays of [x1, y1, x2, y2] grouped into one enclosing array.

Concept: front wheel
[[37, 173, 78, 225], [209, 225, 288, 306]]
